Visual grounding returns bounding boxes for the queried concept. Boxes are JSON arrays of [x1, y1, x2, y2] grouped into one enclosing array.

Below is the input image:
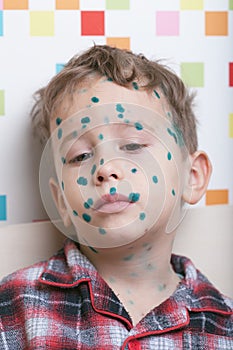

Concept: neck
[[80, 230, 180, 325]]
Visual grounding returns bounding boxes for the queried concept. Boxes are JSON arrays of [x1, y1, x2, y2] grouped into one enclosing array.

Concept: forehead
[[50, 77, 169, 131]]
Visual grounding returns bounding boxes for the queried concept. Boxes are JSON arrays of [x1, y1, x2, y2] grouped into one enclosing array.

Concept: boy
[[0, 45, 232, 349]]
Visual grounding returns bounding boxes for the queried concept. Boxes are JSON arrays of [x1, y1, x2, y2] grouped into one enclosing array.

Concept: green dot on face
[[167, 152, 172, 160], [72, 130, 78, 138], [91, 96, 99, 103], [98, 133, 104, 140], [132, 81, 139, 90], [139, 212, 146, 221], [110, 187, 116, 195], [56, 117, 62, 126], [61, 181, 64, 190], [152, 175, 158, 184], [131, 168, 137, 173], [116, 103, 125, 113], [57, 128, 63, 139], [84, 198, 93, 209], [77, 177, 88, 186], [91, 164, 97, 175], [117, 113, 124, 118], [82, 213, 91, 222], [153, 89, 160, 99], [100, 158, 104, 165], [167, 128, 178, 144], [172, 189, 176, 196], [134, 122, 143, 130], [128, 192, 140, 202], [81, 116, 90, 124], [99, 227, 106, 235], [73, 210, 78, 216], [61, 157, 66, 164]]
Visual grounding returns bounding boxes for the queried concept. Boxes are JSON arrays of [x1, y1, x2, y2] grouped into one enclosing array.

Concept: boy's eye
[[68, 152, 93, 164], [120, 143, 146, 151]]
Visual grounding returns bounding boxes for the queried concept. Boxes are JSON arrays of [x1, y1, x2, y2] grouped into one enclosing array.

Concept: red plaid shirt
[[0, 239, 232, 350]]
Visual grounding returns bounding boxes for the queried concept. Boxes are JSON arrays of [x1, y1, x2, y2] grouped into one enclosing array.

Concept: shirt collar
[[39, 239, 233, 316]]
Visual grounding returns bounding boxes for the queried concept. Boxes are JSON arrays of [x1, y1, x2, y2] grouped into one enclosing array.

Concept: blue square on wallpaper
[[56, 63, 65, 74], [0, 195, 7, 221], [0, 12, 3, 36]]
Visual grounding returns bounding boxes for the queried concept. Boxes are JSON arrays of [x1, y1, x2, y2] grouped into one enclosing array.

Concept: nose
[[94, 161, 124, 186]]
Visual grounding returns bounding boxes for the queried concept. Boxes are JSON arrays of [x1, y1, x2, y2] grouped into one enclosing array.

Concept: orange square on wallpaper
[[205, 12, 228, 36], [206, 189, 229, 205], [56, 0, 79, 10], [4, 0, 28, 9], [106, 37, 130, 50]]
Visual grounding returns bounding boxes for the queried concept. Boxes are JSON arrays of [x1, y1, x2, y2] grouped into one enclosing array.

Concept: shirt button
[[128, 340, 141, 350]]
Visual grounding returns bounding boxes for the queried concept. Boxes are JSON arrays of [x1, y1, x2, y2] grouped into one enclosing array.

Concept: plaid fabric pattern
[[0, 239, 232, 350]]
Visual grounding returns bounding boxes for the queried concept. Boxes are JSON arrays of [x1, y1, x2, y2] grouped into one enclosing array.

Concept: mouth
[[94, 193, 134, 214]]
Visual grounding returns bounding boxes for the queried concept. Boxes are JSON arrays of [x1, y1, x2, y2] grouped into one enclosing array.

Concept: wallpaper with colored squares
[[0, 0, 232, 223]]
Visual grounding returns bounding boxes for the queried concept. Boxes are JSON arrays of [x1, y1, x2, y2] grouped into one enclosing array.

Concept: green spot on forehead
[[61, 181, 64, 191], [132, 81, 139, 90], [81, 116, 90, 124], [56, 117, 62, 126], [152, 175, 158, 184], [98, 133, 104, 140], [100, 158, 104, 165], [57, 128, 63, 139], [167, 152, 172, 160], [77, 177, 88, 186], [153, 89, 160, 99], [172, 189, 176, 196], [61, 157, 66, 164], [116, 104, 125, 113], [131, 168, 137, 173], [73, 210, 78, 216], [117, 113, 124, 119], [91, 96, 99, 103], [134, 122, 143, 130], [82, 213, 91, 222]]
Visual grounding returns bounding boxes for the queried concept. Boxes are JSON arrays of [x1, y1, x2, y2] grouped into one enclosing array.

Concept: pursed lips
[[94, 193, 133, 213]]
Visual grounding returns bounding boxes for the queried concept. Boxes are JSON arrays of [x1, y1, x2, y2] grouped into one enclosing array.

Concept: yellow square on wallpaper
[[229, 113, 233, 138], [106, 37, 130, 50], [30, 11, 54, 36], [180, 0, 203, 10]]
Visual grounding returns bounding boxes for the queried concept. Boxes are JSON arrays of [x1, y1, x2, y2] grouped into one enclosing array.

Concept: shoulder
[[0, 246, 65, 298]]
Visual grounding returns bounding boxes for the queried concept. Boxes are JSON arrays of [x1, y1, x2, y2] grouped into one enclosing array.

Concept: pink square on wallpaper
[[156, 11, 179, 36]]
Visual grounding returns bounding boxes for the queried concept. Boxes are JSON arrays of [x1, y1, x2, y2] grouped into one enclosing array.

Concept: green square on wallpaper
[[180, 62, 204, 87], [0, 90, 5, 115], [229, 0, 233, 10], [106, 0, 130, 10]]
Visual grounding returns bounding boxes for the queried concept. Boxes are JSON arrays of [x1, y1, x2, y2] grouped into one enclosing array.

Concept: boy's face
[[45, 78, 190, 249]]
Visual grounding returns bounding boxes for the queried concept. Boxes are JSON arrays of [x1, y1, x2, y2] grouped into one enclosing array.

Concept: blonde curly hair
[[31, 44, 198, 153]]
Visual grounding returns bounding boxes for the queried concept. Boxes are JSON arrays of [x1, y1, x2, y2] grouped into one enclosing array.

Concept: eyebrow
[[58, 119, 162, 153]]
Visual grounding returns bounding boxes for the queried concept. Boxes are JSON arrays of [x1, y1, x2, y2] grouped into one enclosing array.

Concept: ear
[[49, 177, 72, 227], [182, 151, 212, 205]]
